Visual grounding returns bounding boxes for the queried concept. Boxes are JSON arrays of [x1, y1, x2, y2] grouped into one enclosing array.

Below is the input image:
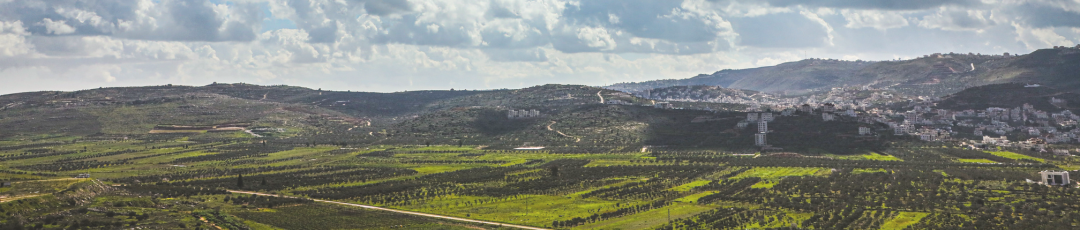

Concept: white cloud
[[841, 10, 909, 30], [576, 26, 617, 50], [917, 8, 993, 32], [0, 0, 1077, 95], [39, 18, 75, 35]]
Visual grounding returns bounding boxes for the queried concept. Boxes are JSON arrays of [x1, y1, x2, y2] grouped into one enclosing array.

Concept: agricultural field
[[2, 84, 1080, 229], [3, 135, 1079, 229]]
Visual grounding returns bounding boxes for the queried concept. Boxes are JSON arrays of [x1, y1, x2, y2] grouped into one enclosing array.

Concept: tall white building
[[758, 121, 768, 133], [747, 113, 759, 122], [1040, 171, 1070, 186], [761, 113, 775, 122], [755, 133, 767, 146]]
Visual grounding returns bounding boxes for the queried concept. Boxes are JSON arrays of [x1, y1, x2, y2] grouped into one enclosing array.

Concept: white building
[[1039, 171, 1070, 186], [736, 120, 749, 129], [1053, 149, 1071, 156], [755, 133, 767, 146], [747, 113, 759, 122], [758, 121, 768, 133], [822, 113, 836, 121], [781, 108, 794, 116], [761, 113, 775, 122], [508, 109, 541, 119], [859, 127, 871, 135]]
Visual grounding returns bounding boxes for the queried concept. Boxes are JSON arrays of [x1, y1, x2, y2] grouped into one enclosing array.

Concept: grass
[[234, 203, 482, 230], [880, 212, 929, 230], [397, 194, 637, 228], [853, 168, 888, 174], [668, 180, 712, 192], [862, 153, 903, 161], [987, 151, 1045, 163], [828, 152, 902, 161], [574, 203, 715, 230], [732, 167, 830, 179], [674, 191, 718, 203], [957, 158, 997, 163]]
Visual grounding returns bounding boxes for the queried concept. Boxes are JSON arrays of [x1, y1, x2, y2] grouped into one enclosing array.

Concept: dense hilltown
[[607, 84, 1080, 156]]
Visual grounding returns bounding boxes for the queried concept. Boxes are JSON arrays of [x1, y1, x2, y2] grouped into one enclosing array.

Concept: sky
[[1, 0, 1079, 95]]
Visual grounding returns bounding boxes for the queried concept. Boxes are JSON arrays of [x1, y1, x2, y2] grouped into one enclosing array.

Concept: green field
[[987, 151, 1046, 163], [957, 158, 998, 163], [880, 212, 930, 230], [575, 203, 715, 230]]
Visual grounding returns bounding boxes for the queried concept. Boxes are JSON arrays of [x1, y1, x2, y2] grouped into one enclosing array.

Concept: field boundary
[[226, 190, 550, 230]]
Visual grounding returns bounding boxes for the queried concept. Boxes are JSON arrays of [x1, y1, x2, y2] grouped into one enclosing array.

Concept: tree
[[237, 174, 244, 188], [550, 166, 559, 177], [261, 178, 268, 186]]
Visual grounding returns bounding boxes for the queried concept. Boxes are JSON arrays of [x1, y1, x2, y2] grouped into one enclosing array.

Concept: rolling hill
[[608, 47, 1080, 97]]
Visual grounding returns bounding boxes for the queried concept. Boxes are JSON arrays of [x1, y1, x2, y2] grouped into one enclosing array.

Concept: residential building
[[758, 121, 768, 133], [755, 133, 767, 146], [761, 113, 775, 122], [1039, 171, 1070, 186], [822, 113, 836, 121], [859, 127, 871, 135]]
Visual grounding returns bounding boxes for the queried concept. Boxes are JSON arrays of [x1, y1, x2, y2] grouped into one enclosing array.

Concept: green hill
[[609, 48, 1080, 97]]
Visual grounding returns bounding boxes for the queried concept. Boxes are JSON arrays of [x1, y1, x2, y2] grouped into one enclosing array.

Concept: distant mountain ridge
[[607, 47, 1080, 97]]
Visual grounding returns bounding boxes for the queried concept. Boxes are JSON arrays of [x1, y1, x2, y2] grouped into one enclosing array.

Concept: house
[[75, 173, 90, 178], [781, 108, 794, 116], [799, 104, 813, 113], [822, 103, 837, 113], [859, 127, 871, 135], [747, 113, 759, 122], [761, 113, 775, 122], [1039, 171, 1070, 186], [1053, 149, 1071, 156], [822, 113, 836, 121], [605, 99, 631, 105]]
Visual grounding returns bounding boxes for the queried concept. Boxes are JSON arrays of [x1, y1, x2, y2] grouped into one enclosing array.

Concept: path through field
[[596, 90, 604, 103], [227, 190, 551, 230], [547, 121, 581, 142]]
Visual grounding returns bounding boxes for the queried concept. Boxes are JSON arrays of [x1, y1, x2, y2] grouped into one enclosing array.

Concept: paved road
[[227, 190, 550, 230]]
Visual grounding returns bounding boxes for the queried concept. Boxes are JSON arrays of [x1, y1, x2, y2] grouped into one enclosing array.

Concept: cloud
[[841, 9, 909, 30], [0, 0, 261, 41], [730, 12, 830, 48], [917, 8, 993, 32], [763, 0, 981, 10], [38, 18, 76, 34], [0, 0, 1077, 95], [1013, 3, 1080, 28]]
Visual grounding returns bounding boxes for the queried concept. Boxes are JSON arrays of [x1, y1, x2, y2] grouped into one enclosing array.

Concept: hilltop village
[[598, 83, 1080, 155]]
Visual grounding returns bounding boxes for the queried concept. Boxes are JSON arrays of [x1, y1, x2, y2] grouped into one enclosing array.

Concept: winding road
[[547, 121, 581, 142], [596, 90, 605, 104], [226, 190, 550, 230]]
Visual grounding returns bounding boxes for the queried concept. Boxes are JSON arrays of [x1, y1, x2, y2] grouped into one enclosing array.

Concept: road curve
[[596, 90, 605, 104], [546, 121, 581, 142], [226, 190, 551, 230]]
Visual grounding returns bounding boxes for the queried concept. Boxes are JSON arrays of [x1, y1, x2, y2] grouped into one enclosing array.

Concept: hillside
[[935, 83, 1080, 113], [609, 47, 1080, 97], [0, 84, 629, 140]]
